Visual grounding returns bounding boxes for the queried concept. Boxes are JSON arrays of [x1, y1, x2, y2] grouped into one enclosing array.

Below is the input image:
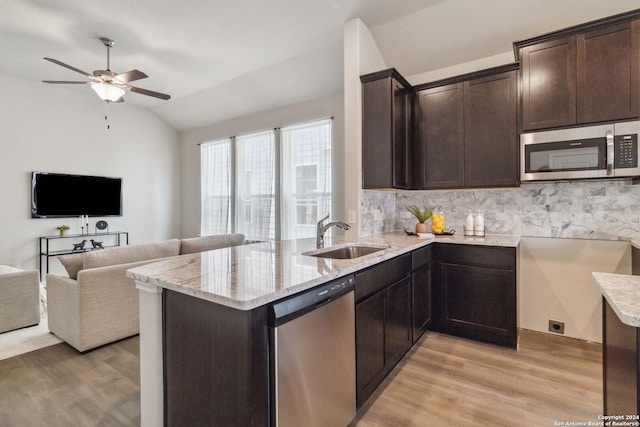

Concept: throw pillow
[[58, 253, 85, 279]]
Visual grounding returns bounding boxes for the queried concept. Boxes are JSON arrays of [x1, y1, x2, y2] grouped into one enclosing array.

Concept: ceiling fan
[[42, 37, 171, 103]]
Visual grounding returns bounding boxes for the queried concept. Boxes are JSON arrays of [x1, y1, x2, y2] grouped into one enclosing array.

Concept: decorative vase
[[415, 223, 428, 233]]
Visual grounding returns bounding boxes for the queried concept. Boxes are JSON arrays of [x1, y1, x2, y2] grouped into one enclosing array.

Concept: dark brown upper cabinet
[[517, 12, 640, 131], [361, 69, 413, 189], [415, 65, 518, 190], [416, 83, 464, 189], [520, 37, 577, 130], [464, 71, 518, 188]]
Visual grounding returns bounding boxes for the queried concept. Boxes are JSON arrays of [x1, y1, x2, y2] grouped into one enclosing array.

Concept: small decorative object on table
[[72, 240, 87, 251], [56, 225, 70, 237], [95, 220, 109, 234], [90, 239, 104, 250], [406, 205, 432, 234]]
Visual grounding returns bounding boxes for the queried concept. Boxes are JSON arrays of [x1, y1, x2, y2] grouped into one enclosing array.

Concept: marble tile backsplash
[[362, 179, 640, 241]]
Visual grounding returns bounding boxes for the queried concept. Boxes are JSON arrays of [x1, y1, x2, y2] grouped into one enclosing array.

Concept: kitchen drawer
[[437, 244, 514, 270], [355, 254, 411, 302]]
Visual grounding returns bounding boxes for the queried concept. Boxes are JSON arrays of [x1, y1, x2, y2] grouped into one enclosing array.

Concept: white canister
[[474, 211, 485, 237], [464, 211, 474, 236]]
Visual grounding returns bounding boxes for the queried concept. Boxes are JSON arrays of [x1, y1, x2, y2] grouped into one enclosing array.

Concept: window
[[201, 118, 332, 241]]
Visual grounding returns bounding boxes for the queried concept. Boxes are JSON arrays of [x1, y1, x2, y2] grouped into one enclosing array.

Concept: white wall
[[343, 18, 387, 240], [179, 93, 344, 239], [0, 74, 180, 274], [519, 237, 630, 343]]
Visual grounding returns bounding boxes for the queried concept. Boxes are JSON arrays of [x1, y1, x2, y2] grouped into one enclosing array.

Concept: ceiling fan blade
[[127, 85, 171, 100], [44, 57, 93, 77], [114, 69, 148, 83], [42, 80, 92, 84]]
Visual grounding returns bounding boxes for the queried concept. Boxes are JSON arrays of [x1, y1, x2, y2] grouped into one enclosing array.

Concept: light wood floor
[[0, 336, 140, 427], [0, 329, 601, 426], [353, 329, 602, 426]]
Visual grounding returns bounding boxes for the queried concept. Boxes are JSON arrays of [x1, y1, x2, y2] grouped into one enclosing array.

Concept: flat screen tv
[[31, 172, 123, 218]]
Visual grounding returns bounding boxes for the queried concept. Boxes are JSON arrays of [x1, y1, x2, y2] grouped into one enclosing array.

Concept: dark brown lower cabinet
[[163, 290, 269, 427], [355, 254, 412, 408], [412, 245, 432, 342], [603, 298, 640, 415], [434, 244, 517, 348], [355, 289, 386, 407]]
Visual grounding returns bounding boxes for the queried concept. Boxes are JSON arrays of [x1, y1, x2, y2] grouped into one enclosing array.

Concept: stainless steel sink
[[303, 244, 387, 259]]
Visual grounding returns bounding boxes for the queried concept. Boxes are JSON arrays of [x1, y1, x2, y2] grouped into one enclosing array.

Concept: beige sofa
[[0, 265, 40, 334], [47, 234, 245, 352]]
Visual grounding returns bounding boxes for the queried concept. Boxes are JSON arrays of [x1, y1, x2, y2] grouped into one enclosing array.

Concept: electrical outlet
[[548, 320, 565, 334], [348, 210, 356, 224]]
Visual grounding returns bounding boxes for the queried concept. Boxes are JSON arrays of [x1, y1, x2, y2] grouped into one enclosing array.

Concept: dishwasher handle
[[270, 275, 355, 327]]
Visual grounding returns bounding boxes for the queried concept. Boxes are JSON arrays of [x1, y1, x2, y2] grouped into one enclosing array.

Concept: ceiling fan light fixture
[[91, 82, 125, 102]]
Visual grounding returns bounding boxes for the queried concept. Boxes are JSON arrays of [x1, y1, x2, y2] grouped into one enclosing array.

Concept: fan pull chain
[[104, 102, 111, 130]]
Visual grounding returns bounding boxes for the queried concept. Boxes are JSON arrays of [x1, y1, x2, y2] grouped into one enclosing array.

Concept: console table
[[39, 231, 129, 280]]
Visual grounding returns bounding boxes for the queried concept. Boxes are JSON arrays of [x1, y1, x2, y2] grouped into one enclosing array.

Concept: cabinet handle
[[606, 130, 614, 175]]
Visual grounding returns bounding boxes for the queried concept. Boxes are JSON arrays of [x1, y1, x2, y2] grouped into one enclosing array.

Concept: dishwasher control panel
[[269, 275, 355, 327]]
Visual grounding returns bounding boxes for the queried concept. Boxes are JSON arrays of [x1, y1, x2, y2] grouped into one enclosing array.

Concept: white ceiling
[[1, 0, 639, 132]]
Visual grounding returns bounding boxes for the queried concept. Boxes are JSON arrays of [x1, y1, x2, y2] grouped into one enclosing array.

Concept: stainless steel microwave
[[521, 121, 640, 181]]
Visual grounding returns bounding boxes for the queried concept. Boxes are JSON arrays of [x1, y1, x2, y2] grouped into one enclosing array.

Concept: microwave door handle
[[606, 130, 614, 175]]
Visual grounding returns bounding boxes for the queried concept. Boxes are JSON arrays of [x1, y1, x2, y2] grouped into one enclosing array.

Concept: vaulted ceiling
[[1, 0, 638, 131]]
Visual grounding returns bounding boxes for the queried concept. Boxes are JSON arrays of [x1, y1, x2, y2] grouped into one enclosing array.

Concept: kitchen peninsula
[[127, 231, 520, 426], [592, 272, 640, 416]]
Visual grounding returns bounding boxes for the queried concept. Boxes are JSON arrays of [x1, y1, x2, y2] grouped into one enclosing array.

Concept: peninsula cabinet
[[361, 69, 413, 189], [433, 243, 517, 348], [415, 65, 518, 189], [355, 253, 412, 407], [602, 298, 639, 416], [518, 14, 640, 131]]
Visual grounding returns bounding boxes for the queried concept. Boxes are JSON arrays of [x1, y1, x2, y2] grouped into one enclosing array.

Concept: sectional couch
[[47, 233, 245, 352]]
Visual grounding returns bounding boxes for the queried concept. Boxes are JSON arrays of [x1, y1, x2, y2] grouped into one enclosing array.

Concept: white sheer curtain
[[200, 120, 332, 241], [281, 119, 332, 240], [235, 130, 276, 241], [200, 138, 232, 235]]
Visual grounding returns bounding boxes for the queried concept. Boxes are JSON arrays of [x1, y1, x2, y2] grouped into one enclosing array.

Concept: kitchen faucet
[[316, 213, 351, 249]]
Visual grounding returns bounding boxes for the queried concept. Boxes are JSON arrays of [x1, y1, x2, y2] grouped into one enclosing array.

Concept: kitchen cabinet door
[[577, 20, 640, 124], [355, 290, 386, 408], [385, 277, 412, 368], [361, 69, 413, 189], [434, 244, 517, 348], [521, 37, 577, 130], [417, 83, 464, 189], [412, 246, 432, 342], [464, 71, 518, 187]]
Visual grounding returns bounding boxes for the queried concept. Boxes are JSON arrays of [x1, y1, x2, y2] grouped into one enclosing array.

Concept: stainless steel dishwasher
[[269, 275, 356, 427]]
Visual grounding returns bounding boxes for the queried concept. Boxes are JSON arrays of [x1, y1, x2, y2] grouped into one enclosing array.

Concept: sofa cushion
[[83, 239, 181, 270], [58, 253, 85, 280], [180, 233, 245, 255]]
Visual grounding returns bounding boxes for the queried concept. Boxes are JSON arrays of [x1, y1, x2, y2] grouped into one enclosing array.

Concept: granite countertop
[[127, 231, 520, 311], [592, 272, 640, 327]]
